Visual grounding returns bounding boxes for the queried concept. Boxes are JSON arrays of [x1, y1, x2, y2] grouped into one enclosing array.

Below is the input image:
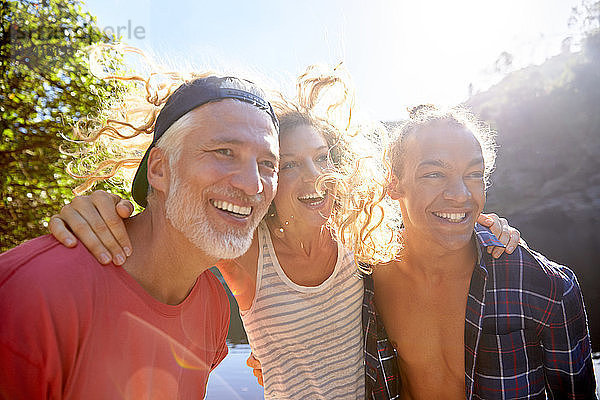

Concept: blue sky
[[83, 0, 582, 121]]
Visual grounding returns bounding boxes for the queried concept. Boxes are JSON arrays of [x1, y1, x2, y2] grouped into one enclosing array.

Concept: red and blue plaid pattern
[[363, 224, 597, 399], [363, 270, 400, 400]]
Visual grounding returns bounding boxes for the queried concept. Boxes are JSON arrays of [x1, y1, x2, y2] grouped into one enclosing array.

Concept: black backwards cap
[[131, 76, 279, 207]]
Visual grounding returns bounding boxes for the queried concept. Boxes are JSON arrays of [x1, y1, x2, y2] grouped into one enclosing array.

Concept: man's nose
[[443, 177, 471, 203], [230, 160, 264, 196]]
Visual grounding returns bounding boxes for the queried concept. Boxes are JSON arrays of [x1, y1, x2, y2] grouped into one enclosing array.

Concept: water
[[205, 343, 264, 399], [206, 269, 263, 399]]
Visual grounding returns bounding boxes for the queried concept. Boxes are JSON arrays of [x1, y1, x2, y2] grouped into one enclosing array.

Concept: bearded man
[[0, 76, 280, 399]]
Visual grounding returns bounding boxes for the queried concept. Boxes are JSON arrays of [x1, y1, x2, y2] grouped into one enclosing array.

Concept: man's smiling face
[[164, 99, 279, 259], [388, 120, 486, 252]]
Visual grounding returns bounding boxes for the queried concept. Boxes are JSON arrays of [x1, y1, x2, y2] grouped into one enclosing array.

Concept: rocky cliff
[[467, 32, 600, 350]]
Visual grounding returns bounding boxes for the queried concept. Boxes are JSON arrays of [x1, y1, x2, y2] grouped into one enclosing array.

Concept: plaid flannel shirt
[[363, 224, 597, 399], [363, 268, 400, 400]]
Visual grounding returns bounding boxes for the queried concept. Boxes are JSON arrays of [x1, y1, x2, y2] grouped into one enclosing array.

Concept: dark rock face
[[468, 34, 600, 350]]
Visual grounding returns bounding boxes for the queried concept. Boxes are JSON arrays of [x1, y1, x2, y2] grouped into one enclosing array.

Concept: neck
[[398, 228, 478, 281], [122, 207, 217, 305], [265, 216, 335, 257]]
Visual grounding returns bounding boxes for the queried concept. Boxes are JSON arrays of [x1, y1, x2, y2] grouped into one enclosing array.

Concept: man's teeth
[[434, 212, 466, 222], [212, 200, 251, 216]]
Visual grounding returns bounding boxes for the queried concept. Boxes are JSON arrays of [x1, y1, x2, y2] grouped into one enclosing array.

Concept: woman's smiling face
[[272, 124, 334, 229]]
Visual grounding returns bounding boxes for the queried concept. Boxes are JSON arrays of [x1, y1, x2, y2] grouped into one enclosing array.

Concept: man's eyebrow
[[417, 159, 449, 168], [417, 156, 484, 169], [467, 156, 485, 167], [203, 138, 245, 146], [203, 138, 279, 161], [280, 145, 329, 158]]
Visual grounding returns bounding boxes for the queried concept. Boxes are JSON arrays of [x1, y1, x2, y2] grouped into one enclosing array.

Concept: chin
[[196, 230, 253, 259], [306, 212, 331, 229], [436, 232, 475, 251]]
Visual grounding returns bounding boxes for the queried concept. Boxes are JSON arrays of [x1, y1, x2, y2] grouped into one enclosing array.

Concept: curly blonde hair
[[260, 64, 395, 273], [270, 64, 390, 257], [272, 63, 359, 167]]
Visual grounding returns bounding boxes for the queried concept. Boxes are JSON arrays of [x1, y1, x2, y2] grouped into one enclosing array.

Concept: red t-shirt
[[0, 235, 229, 399]]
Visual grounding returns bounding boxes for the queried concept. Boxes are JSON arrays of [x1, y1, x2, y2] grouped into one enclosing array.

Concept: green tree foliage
[[0, 0, 123, 251]]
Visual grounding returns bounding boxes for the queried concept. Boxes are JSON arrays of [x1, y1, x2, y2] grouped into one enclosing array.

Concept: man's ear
[[147, 147, 170, 195], [386, 173, 404, 200]]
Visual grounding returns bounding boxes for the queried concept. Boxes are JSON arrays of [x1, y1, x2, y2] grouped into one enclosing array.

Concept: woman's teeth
[[211, 200, 251, 216], [298, 192, 326, 205]]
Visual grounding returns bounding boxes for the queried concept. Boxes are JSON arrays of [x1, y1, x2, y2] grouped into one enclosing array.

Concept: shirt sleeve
[[210, 286, 230, 371], [541, 266, 597, 398]]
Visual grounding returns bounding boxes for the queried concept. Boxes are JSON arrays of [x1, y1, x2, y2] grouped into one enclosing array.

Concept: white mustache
[[205, 186, 265, 207]]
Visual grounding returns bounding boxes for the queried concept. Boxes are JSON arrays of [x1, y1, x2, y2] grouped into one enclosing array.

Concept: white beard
[[165, 172, 265, 259]]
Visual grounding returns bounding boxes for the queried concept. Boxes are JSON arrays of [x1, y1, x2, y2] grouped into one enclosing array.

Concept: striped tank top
[[240, 222, 364, 399]]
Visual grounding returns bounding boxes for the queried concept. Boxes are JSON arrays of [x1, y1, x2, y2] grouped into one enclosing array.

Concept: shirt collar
[[473, 223, 504, 261], [473, 223, 505, 248], [471, 223, 505, 275]]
